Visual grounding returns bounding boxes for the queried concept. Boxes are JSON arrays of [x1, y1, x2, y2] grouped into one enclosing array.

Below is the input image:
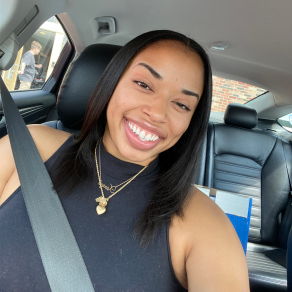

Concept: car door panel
[[0, 90, 56, 138]]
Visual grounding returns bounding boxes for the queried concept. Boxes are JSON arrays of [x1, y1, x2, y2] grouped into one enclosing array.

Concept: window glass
[[278, 113, 292, 133], [1, 16, 67, 91], [212, 76, 267, 112]]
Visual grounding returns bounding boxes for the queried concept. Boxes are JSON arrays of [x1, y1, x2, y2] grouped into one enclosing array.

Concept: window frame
[[41, 15, 75, 94]]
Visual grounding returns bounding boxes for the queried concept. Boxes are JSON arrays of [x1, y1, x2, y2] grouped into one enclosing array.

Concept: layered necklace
[[95, 139, 148, 215]]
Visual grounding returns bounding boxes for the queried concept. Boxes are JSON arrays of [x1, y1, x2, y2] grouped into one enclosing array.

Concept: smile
[[126, 120, 160, 142]]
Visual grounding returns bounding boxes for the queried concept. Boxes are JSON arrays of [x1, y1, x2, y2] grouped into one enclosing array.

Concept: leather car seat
[[205, 103, 292, 291], [43, 44, 121, 133]]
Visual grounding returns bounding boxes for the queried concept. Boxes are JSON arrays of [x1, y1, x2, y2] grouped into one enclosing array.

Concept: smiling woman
[[51, 31, 212, 244], [0, 30, 249, 291], [103, 41, 204, 164]]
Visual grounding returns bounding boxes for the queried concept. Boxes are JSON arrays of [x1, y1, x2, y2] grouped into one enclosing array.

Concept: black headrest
[[57, 44, 121, 129], [224, 103, 258, 129]]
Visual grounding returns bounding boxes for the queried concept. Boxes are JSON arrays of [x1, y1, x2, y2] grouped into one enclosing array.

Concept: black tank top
[[0, 136, 187, 292]]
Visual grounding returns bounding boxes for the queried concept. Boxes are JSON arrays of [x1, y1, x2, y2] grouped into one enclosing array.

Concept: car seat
[[43, 43, 121, 133], [205, 103, 292, 291]]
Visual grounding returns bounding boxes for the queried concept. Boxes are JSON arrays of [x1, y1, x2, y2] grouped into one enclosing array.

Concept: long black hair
[[51, 30, 212, 245]]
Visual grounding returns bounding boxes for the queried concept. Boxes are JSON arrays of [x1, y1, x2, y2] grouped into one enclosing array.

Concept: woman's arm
[[0, 125, 71, 205], [0, 134, 16, 203], [185, 189, 250, 291]]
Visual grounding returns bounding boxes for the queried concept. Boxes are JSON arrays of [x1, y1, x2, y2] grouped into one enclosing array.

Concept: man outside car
[[17, 41, 42, 90]]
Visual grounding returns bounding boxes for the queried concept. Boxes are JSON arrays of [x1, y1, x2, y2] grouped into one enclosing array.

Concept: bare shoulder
[[0, 125, 71, 205], [186, 188, 249, 291], [170, 187, 250, 291], [26, 124, 72, 161]]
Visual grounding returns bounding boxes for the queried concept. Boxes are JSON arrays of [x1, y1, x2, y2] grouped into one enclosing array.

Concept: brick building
[[212, 76, 266, 112]]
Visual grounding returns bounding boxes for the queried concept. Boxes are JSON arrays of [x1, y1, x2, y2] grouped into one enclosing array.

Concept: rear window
[[278, 114, 292, 133], [211, 76, 267, 112]]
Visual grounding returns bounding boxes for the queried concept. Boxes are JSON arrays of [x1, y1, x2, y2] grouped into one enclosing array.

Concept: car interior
[[0, 0, 292, 291]]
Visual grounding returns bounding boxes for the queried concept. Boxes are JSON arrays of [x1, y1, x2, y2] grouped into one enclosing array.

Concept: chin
[[119, 143, 159, 165]]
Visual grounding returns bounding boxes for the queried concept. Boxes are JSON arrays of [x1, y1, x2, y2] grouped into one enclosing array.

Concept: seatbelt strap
[[0, 77, 95, 292]]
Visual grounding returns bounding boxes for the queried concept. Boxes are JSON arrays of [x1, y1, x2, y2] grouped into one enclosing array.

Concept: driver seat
[[43, 44, 121, 133]]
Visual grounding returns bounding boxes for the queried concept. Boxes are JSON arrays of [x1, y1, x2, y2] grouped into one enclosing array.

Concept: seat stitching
[[214, 179, 261, 189], [215, 160, 261, 171], [250, 216, 261, 219], [214, 169, 261, 180], [251, 206, 261, 209]]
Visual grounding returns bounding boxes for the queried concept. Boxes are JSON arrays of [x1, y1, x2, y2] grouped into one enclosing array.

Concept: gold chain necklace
[[95, 139, 147, 215], [99, 158, 133, 193], [100, 181, 131, 194], [97, 141, 138, 193]]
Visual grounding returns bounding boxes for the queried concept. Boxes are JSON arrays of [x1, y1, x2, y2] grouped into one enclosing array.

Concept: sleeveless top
[[0, 136, 187, 292]]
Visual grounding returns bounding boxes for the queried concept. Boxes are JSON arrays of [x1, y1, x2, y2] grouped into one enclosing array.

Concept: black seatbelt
[[0, 77, 95, 292]]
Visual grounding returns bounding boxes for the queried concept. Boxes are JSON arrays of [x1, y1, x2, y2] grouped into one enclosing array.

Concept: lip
[[125, 116, 166, 139], [123, 118, 162, 151]]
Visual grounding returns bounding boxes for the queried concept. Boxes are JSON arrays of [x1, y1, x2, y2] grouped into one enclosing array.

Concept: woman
[[0, 31, 249, 291]]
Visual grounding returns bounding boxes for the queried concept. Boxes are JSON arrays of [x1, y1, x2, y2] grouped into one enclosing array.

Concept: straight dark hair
[[51, 30, 212, 246]]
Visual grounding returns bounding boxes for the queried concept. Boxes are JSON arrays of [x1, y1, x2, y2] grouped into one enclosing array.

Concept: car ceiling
[[1, 0, 292, 118]]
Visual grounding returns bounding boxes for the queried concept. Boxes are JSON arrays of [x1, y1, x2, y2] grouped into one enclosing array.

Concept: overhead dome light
[[210, 41, 230, 51]]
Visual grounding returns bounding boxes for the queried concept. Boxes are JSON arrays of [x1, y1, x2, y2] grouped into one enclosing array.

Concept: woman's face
[[103, 41, 205, 166]]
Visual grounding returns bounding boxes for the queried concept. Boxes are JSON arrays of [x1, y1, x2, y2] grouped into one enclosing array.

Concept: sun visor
[[0, 32, 19, 71]]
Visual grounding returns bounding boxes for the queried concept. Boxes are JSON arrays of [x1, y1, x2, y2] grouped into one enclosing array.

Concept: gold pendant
[[96, 205, 106, 215], [95, 196, 108, 215]]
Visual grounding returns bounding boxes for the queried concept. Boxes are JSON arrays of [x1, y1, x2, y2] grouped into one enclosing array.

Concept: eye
[[173, 102, 191, 111], [134, 80, 151, 91]]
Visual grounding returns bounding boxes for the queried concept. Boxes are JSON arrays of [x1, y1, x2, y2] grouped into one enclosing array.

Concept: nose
[[142, 95, 168, 123]]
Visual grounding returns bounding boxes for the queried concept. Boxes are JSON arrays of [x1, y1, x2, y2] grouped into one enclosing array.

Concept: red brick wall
[[211, 76, 266, 112]]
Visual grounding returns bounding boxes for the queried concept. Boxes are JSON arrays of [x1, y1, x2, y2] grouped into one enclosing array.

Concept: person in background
[[17, 41, 42, 90]]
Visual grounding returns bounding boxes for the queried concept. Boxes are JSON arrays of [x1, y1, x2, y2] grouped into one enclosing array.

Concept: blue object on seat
[[214, 190, 252, 254], [225, 198, 252, 254]]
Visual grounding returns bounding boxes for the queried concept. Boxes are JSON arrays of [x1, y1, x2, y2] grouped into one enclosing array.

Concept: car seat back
[[44, 44, 121, 133], [205, 103, 292, 246]]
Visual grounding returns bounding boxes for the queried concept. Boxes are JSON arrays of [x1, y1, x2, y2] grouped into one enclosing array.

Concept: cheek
[[108, 86, 133, 114], [170, 115, 192, 139], [107, 89, 125, 118], [165, 115, 192, 150]]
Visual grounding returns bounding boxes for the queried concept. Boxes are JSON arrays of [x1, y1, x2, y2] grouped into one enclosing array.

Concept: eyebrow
[[137, 62, 200, 100], [137, 63, 163, 80], [182, 89, 200, 100]]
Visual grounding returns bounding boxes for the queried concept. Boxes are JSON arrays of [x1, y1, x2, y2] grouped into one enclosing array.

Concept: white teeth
[[145, 134, 151, 141], [127, 121, 132, 129], [152, 135, 159, 141], [127, 120, 160, 142], [139, 131, 145, 139]]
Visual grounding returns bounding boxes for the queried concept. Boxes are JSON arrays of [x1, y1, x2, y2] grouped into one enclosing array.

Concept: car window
[[212, 76, 267, 112], [278, 113, 292, 133], [1, 16, 67, 92]]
